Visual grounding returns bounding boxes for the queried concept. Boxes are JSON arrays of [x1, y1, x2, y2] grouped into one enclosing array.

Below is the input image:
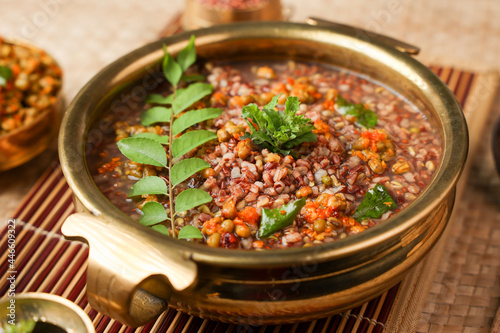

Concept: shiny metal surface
[[0, 292, 95, 332], [0, 38, 63, 172], [306, 17, 421, 55], [59, 22, 468, 327]]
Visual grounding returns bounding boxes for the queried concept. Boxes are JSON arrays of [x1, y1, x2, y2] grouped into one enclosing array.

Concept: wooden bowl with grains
[[0, 37, 63, 171]]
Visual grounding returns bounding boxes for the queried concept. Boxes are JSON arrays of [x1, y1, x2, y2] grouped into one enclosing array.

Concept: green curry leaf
[[175, 188, 212, 214], [171, 130, 217, 159], [151, 224, 170, 236], [170, 157, 210, 186], [177, 34, 197, 71], [353, 183, 397, 220], [139, 201, 169, 226], [172, 108, 222, 135], [141, 106, 172, 126], [178, 225, 203, 239], [132, 132, 169, 145], [172, 82, 213, 114], [129, 176, 169, 197], [117, 137, 167, 167], [163, 44, 182, 87], [258, 198, 307, 238], [146, 93, 174, 105]]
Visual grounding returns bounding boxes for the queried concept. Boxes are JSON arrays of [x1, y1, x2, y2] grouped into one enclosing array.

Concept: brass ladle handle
[[306, 17, 420, 55], [61, 213, 198, 327]]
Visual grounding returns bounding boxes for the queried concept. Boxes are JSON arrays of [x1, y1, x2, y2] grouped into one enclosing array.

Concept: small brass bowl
[[182, 0, 283, 30], [0, 38, 63, 172], [0, 293, 94, 332]]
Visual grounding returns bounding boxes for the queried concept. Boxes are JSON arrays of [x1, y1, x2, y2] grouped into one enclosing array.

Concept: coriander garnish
[[241, 94, 317, 157]]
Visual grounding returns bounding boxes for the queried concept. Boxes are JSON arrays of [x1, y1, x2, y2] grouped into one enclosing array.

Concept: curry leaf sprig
[[241, 95, 317, 157], [117, 35, 221, 239]]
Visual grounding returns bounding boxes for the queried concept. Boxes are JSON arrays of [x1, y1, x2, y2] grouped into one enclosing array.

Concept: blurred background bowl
[[182, 0, 283, 30], [0, 37, 63, 172], [0, 292, 94, 332]]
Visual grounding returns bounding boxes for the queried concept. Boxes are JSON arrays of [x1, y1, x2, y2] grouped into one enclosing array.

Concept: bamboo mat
[[0, 65, 495, 332]]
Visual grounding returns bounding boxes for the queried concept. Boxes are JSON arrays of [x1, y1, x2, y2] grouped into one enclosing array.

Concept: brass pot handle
[[306, 17, 420, 55], [61, 213, 198, 327]]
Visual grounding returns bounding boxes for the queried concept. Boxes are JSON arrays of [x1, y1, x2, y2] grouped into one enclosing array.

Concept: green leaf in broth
[[258, 198, 306, 238], [163, 44, 182, 87], [151, 224, 170, 236], [336, 95, 378, 129], [353, 183, 396, 220], [171, 130, 217, 159], [178, 225, 203, 239], [171, 158, 210, 186], [177, 35, 197, 72], [172, 108, 222, 135], [175, 188, 212, 214], [146, 93, 174, 105], [129, 176, 169, 197], [117, 137, 167, 167], [172, 82, 213, 114], [132, 132, 169, 145], [141, 106, 172, 126], [139, 201, 169, 226]]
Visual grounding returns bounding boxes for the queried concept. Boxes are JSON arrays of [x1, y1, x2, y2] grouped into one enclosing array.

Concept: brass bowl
[[59, 21, 468, 327], [0, 38, 63, 171]]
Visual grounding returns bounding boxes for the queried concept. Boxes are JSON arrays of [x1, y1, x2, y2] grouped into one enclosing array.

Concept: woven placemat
[[388, 69, 499, 332], [416, 72, 500, 332]]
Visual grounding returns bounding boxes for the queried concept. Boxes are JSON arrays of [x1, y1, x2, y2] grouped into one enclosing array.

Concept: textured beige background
[[0, 0, 498, 100], [1, 1, 499, 332]]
